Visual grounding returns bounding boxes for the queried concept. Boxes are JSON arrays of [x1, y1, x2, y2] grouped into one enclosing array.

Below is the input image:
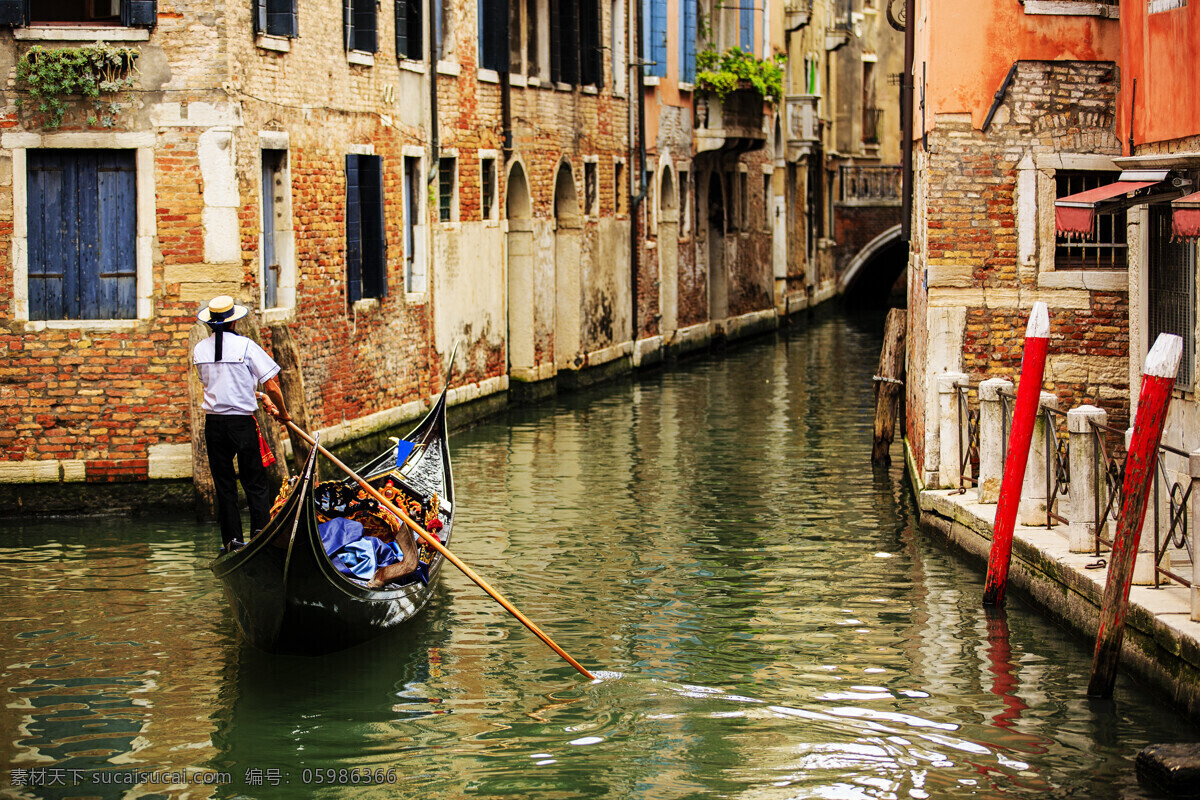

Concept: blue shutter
[[740, 2, 753, 52], [345, 155, 363, 304], [480, 0, 509, 72], [650, 0, 666, 78], [27, 153, 66, 321], [122, 0, 156, 27], [28, 150, 135, 321], [264, 0, 296, 37], [354, 0, 377, 52], [96, 152, 137, 319], [680, 0, 695, 83]]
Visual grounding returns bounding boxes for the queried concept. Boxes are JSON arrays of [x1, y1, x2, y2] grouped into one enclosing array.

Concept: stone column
[[977, 378, 1012, 504], [937, 372, 969, 490], [1067, 405, 1107, 552], [1191, 449, 1200, 621], [1019, 392, 1057, 526]]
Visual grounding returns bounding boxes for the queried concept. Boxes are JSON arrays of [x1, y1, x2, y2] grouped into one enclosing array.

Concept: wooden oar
[[284, 420, 597, 681]]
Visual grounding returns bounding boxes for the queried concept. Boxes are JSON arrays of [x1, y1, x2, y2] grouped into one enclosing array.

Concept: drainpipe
[[629, 0, 647, 343], [899, 0, 914, 242], [429, 2, 439, 186]]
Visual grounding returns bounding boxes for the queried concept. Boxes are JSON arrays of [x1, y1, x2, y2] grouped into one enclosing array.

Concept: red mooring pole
[[982, 301, 1050, 607], [1087, 333, 1183, 698]]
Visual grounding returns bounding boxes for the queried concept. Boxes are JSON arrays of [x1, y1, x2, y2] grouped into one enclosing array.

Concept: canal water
[[1, 311, 1196, 800]]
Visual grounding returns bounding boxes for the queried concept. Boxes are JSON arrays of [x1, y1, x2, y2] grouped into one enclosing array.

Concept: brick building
[[903, 1, 1126, 487], [0, 0, 631, 503]]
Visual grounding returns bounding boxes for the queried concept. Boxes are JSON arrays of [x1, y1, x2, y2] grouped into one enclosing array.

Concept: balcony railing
[[839, 165, 901, 205], [946, 377, 1196, 600]]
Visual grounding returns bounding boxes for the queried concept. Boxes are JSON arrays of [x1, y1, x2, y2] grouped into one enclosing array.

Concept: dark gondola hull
[[210, 390, 454, 655]]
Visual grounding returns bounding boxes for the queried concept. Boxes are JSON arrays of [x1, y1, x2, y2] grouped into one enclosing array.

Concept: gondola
[[210, 385, 454, 655]]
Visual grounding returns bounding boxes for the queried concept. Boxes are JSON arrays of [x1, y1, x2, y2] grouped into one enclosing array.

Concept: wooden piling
[[1087, 333, 1183, 698], [268, 322, 312, 473], [872, 308, 907, 465], [983, 301, 1050, 607], [187, 321, 217, 520]]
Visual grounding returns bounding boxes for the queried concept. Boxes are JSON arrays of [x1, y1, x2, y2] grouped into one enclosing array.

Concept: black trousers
[[205, 414, 271, 545]]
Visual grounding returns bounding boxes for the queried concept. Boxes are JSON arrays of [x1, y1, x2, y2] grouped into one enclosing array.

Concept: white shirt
[[193, 333, 281, 415]]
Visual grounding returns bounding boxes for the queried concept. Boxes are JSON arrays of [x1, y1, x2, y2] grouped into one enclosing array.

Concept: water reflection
[[1, 313, 1196, 800]]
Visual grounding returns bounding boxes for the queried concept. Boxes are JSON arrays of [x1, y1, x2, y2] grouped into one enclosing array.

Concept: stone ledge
[[913, 450, 1200, 724]]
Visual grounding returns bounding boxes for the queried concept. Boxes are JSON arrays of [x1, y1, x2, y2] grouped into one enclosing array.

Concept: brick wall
[[907, 60, 1127, 482]]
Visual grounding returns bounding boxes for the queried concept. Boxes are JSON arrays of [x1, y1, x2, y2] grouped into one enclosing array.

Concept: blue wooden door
[[27, 149, 136, 320]]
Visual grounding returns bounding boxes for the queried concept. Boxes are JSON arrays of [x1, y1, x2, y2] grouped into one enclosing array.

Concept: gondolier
[[194, 296, 291, 549]]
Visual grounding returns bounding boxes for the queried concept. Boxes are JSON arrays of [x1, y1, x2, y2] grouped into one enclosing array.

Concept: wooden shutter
[[345, 155, 363, 304], [0, 0, 27, 25], [739, 2, 753, 51], [650, 0, 666, 78], [560, 0, 578, 84], [480, 0, 510, 73], [252, 0, 266, 34], [360, 156, 387, 299], [122, 0, 157, 27], [681, 0, 696, 83], [28, 150, 135, 321]]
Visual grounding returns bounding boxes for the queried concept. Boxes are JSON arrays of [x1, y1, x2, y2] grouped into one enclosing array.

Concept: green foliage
[[15, 43, 139, 129], [695, 46, 786, 104]]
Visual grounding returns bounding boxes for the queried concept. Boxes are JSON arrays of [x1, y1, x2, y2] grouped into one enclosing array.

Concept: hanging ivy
[[696, 47, 786, 105], [15, 44, 139, 130]]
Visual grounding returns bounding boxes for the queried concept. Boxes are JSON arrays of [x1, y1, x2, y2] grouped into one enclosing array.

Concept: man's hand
[[257, 391, 291, 423]]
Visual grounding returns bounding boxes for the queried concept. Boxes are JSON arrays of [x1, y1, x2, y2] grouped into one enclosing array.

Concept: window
[[479, 0, 508, 72], [739, 171, 749, 231], [739, 0, 753, 51], [345, 154, 387, 303], [678, 168, 690, 235], [643, 0, 666, 78], [762, 173, 771, 231], [27, 149, 137, 320], [403, 155, 425, 292], [551, 0, 602, 85], [584, 161, 597, 216], [481, 156, 497, 221], [438, 156, 457, 222], [614, 161, 626, 216], [260, 148, 295, 310], [344, 0, 377, 54], [1148, 204, 1196, 390], [14, 0, 156, 26], [1055, 171, 1128, 270], [254, 0, 297, 37], [396, 0, 422, 60]]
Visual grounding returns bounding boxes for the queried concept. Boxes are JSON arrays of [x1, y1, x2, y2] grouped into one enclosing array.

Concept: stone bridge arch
[[838, 223, 907, 307]]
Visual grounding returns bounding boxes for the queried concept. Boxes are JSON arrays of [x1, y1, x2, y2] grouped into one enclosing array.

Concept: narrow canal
[[1, 310, 1197, 800]]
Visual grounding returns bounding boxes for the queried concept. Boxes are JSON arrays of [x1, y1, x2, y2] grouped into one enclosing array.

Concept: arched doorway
[[659, 166, 679, 335], [706, 170, 727, 321], [506, 162, 534, 375], [554, 162, 582, 369]]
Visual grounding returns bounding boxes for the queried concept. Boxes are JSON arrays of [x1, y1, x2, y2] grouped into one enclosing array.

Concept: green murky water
[[1, 312, 1196, 800]]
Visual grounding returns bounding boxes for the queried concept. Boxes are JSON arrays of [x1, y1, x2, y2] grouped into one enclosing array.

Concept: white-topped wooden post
[[1089, 333, 1183, 697], [978, 378, 1012, 504], [1067, 405, 1107, 552]]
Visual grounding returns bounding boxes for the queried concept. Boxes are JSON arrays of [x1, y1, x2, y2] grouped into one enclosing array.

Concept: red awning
[[1054, 178, 1160, 237], [1172, 190, 1200, 241]]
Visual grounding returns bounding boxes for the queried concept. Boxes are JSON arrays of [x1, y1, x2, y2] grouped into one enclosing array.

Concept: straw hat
[[197, 295, 249, 324]]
